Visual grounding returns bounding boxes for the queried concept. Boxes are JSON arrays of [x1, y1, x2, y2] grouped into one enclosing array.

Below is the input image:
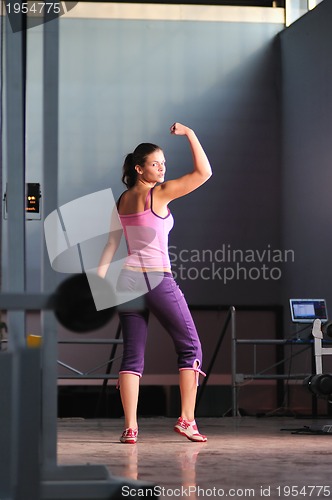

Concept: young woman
[[98, 123, 212, 443]]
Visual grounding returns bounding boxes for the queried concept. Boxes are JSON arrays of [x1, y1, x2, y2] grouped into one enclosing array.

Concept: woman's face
[[137, 149, 166, 184]]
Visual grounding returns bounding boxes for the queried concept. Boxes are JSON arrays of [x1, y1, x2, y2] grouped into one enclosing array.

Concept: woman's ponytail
[[122, 153, 137, 188]]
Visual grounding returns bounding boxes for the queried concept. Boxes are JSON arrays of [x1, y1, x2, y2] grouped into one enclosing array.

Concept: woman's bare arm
[[97, 208, 122, 278], [157, 123, 212, 203]]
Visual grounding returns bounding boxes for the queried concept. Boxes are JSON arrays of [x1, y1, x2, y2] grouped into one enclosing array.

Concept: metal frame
[[0, 5, 154, 499], [196, 306, 235, 410], [312, 319, 332, 375], [230, 306, 315, 416], [57, 337, 123, 379]]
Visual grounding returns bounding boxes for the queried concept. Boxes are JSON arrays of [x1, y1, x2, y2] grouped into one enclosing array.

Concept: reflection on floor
[[57, 417, 332, 499]]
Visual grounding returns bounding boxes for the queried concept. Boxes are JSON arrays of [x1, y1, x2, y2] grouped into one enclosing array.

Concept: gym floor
[[57, 416, 332, 499]]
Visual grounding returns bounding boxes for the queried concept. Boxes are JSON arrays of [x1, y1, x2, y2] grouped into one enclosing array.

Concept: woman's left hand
[[170, 122, 192, 136]]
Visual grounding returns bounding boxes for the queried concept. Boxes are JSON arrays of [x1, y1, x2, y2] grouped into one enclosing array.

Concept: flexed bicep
[[159, 123, 212, 202]]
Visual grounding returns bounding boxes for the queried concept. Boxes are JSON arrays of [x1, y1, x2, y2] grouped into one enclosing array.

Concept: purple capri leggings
[[116, 270, 204, 381]]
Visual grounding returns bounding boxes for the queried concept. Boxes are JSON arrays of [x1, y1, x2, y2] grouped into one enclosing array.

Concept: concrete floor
[[57, 416, 332, 499]]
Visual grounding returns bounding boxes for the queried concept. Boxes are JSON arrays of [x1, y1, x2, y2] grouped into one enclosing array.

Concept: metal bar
[[15, 348, 42, 500], [57, 358, 122, 377], [95, 321, 122, 417], [0, 292, 52, 309], [58, 339, 123, 345], [5, 1, 26, 352], [3, 5, 33, 499], [0, 353, 13, 499], [99, 321, 122, 376], [235, 344, 311, 383], [236, 339, 309, 344], [41, 10, 60, 472], [231, 306, 237, 416], [236, 338, 332, 345], [0, 1, 3, 280], [241, 374, 310, 380], [196, 306, 234, 408], [58, 375, 119, 379], [320, 348, 332, 355], [57, 361, 84, 376], [84, 356, 123, 375]]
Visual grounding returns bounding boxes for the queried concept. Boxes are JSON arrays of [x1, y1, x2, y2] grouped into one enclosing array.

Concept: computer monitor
[[289, 298, 328, 324]]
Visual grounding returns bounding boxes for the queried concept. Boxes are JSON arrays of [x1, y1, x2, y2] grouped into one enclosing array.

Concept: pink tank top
[[118, 188, 174, 269]]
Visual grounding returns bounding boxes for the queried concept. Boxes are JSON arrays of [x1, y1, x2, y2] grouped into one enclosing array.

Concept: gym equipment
[[53, 273, 115, 333], [304, 373, 332, 399], [302, 319, 332, 401], [0, 10, 156, 499], [322, 320, 332, 338], [282, 320, 332, 435]]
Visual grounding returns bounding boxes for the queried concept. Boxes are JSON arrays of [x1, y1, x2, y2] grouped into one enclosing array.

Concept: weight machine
[[304, 319, 332, 415], [0, 6, 154, 499], [283, 319, 332, 435]]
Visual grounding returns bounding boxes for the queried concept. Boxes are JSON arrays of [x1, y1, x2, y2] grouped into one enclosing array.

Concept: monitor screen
[[289, 298, 328, 324]]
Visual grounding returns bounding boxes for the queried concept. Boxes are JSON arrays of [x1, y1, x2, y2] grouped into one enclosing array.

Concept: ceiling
[[81, 1, 285, 7]]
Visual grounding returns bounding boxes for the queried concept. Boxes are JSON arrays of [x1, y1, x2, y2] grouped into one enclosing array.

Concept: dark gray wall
[[5, 4, 332, 403], [280, 0, 332, 335], [15, 10, 284, 308]]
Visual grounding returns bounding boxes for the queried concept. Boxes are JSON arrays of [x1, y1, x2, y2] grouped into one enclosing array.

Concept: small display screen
[[290, 299, 328, 323]]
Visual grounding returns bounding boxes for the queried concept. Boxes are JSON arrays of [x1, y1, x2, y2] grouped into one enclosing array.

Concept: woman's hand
[[170, 122, 192, 136]]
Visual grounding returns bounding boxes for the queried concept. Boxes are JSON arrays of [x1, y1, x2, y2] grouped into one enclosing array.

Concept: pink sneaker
[[174, 417, 207, 442], [120, 427, 138, 444]]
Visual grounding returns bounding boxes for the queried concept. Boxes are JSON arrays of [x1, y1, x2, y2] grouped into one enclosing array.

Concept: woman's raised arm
[[158, 123, 212, 203]]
